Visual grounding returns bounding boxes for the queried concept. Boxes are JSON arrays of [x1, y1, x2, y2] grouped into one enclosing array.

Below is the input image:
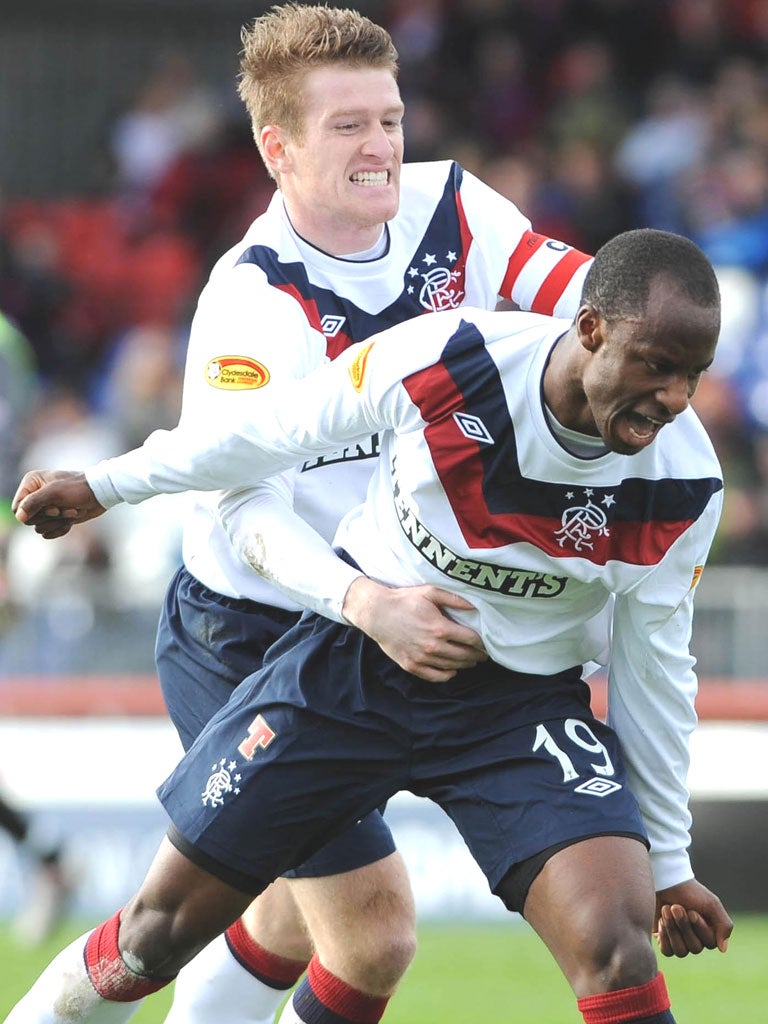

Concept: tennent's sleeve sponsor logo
[[348, 342, 375, 392], [205, 356, 270, 390], [690, 565, 704, 590]]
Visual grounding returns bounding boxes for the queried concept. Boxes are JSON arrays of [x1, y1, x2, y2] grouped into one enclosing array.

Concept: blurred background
[[1, 0, 767, 948]]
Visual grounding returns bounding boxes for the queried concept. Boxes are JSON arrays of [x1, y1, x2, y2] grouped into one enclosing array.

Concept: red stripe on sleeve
[[500, 230, 547, 299], [531, 247, 592, 315]]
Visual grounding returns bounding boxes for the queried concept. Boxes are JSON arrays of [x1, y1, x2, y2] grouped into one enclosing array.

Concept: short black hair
[[582, 228, 720, 322]]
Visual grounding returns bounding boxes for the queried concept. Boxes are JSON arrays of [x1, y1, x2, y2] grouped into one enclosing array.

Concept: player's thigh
[[521, 834, 657, 991], [288, 850, 415, 948], [287, 851, 417, 989]]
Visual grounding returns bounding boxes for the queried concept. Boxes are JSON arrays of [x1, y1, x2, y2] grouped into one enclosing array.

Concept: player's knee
[[351, 896, 417, 988], [374, 926, 417, 984], [118, 898, 208, 978], [572, 924, 658, 996], [342, 927, 416, 993]]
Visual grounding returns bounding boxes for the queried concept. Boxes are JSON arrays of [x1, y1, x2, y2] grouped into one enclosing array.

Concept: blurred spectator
[[3, 380, 184, 667], [0, 311, 37, 529], [109, 51, 223, 214], [468, 31, 542, 153], [541, 138, 635, 253], [689, 146, 768, 274], [150, 116, 275, 266], [480, 149, 574, 243], [94, 322, 185, 450], [0, 315, 75, 939], [545, 38, 630, 151], [614, 75, 709, 231], [666, 0, 734, 84], [6, 383, 121, 611], [0, 789, 72, 946]]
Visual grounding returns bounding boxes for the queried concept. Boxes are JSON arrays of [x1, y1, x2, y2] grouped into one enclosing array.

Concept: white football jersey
[[170, 160, 591, 613], [89, 306, 723, 887]]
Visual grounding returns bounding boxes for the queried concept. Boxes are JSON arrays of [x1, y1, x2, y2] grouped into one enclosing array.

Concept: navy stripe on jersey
[[403, 319, 722, 566], [235, 163, 471, 357]]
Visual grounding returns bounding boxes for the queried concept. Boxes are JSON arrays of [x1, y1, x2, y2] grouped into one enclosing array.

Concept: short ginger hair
[[238, 3, 399, 163]]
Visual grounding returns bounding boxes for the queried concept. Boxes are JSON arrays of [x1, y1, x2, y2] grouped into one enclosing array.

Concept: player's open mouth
[[350, 171, 389, 186], [626, 412, 668, 443]]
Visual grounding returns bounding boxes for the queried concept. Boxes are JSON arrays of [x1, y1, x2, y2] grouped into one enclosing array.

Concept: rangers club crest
[[555, 489, 615, 552], [202, 758, 242, 808], [406, 250, 465, 312]]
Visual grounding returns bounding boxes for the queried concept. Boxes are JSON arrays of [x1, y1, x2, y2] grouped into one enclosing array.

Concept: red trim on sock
[[225, 917, 308, 986], [578, 972, 670, 1023], [307, 954, 389, 1024], [84, 910, 174, 1002]]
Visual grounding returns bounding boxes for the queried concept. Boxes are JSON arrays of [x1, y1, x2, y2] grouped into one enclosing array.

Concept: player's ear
[[576, 304, 604, 354], [261, 125, 290, 177]]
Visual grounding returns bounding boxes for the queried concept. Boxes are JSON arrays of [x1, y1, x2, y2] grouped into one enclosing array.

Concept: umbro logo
[[321, 314, 346, 338], [573, 777, 623, 798], [453, 412, 494, 445]]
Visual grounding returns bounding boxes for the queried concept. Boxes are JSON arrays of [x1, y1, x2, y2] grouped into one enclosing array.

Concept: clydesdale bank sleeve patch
[[206, 356, 270, 390]]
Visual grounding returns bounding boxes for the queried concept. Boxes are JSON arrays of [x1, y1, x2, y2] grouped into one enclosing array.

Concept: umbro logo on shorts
[[573, 777, 623, 798]]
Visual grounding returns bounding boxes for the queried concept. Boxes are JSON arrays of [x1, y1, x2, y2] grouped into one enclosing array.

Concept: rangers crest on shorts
[[202, 758, 242, 808]]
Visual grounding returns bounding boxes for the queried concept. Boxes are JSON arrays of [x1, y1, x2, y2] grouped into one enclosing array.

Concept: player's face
[[274, 66, 404, 255], [581, 277, 719, 455]]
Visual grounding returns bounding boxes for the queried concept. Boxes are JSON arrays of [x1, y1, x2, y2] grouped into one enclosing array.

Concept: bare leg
[[164, 879, 311, 1024], [162, 850, 415, 1024], [242, 879, 313, 961], [5, 837, 255, 1023], [118, 837, 254, 977], [521, 835, 659, 998], [284, 852, 416, 996]]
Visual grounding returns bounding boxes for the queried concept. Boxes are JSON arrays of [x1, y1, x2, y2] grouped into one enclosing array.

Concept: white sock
[[274, 995, 302, 1024], [4, 929, 145, 1023], [162, 933, 289, 1024]]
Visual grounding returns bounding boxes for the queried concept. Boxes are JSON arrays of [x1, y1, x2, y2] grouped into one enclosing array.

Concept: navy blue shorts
[[158, 610, 647, 897], [155, 566, 396, 878]]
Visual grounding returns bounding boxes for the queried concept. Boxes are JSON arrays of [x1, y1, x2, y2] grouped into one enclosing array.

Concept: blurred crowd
[[2, 0, 768, 637]]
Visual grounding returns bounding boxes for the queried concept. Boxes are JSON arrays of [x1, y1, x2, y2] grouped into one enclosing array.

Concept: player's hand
[[342, 577, 487, 682], [12, 470, 107, 538], [653, 878, 733, 957]]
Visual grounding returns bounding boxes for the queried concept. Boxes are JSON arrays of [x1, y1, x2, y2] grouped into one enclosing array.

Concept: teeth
[[351, 171, 388, 186], [629, 423, 654, 439], [628, 413, 666, 440]]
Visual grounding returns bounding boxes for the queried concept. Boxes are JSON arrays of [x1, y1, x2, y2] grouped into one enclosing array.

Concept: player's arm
[[219, 475, 486, 681], [12, 270, 331, 529], [608, 494, 732, 956], [458, 168, 592, 318], [14, 313, 445, 528]]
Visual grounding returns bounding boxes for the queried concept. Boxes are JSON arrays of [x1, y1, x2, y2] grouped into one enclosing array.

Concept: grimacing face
[[271, 65, 405, 255], [580, 277, 719, 456]]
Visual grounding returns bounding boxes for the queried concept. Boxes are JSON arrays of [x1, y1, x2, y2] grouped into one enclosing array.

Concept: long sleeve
[[457, 168, 592, 318], [217, 476, 363, 623], [606, 492, 723, 890], [86, 313, 445, 508]]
